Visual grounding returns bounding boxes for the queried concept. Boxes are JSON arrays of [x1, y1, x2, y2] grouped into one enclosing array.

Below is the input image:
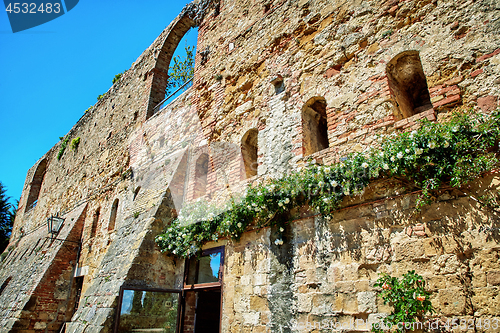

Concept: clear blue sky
[[0, 0, 197, 206]]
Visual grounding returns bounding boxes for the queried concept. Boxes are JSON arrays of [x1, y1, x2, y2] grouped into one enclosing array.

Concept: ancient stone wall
[[0, 0, 499, 332], [220, 176, 500, 332]]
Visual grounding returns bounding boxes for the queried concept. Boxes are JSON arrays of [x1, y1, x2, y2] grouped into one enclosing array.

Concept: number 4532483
[[5, 3, 61, 14]]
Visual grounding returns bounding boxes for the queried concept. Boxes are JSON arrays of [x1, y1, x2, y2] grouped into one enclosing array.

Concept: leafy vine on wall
[[156, 110, 500, 258]]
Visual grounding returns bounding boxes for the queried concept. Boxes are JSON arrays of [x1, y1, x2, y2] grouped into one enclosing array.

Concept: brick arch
[[25, 158, 47, 213], [146, 15, 197, 119]]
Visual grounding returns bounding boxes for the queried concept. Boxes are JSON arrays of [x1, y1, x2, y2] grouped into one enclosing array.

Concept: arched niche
[[302, 97, 329, 156], [241, 129, 258, 179], [386, 51, 432, 119], [193, 153, 209, 199]]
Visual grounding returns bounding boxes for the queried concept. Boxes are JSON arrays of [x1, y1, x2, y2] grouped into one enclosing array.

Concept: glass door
[[115, 287, 181, 333]]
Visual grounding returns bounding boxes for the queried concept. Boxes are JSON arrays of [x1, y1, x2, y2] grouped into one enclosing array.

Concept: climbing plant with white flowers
[[156, 110, 500, 258]]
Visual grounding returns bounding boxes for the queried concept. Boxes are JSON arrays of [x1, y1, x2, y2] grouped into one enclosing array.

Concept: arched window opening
[[0, 277, 12, 295], [302, 97, 329, 156], [109, 199, 119, 232], [147, 22, 199, 119], [386, 51, 432, 119], [25, 159, 47, 212], [133, 187, 141, 200], [90, 208, 100, 239], [241, 129, 258, 179], [193, 154, 209, 200]]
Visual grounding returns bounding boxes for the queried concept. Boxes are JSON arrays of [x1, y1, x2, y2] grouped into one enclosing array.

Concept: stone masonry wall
[[0, 0, 499, 332]]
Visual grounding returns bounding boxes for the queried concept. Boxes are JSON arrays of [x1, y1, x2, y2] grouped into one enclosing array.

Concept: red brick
[[470, 68, 484, 77], [477, 95, 499, 113], [444, 75, 463, 86], [445, 88, 460, 96], [324, 67, 341, 78], [476, 48, 500, 62], [433, 94, 461, 108], [429, 84, 444, 93]]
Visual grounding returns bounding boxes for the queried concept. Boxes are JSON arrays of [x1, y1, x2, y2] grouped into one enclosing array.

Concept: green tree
[[165, 44, 195, 96], [0, 182, 13, 253]]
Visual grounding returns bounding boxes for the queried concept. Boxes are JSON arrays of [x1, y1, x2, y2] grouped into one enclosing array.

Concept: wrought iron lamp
[[47, 215, 65, 237]]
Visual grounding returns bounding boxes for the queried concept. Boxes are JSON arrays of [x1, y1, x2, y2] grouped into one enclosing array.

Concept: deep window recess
[[90, 208, 100, 239], [115, 287, 181, 333], [386, 50, 433, 119], [25, 159, 47, 212], [109, 199, 119, 232], [302, 97, 329, 156], [241, 129, 258, 179], [193, 154, 209, 200]]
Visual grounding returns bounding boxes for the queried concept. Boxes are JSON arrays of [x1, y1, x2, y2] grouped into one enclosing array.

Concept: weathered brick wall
[[1, 0, 499, 332]]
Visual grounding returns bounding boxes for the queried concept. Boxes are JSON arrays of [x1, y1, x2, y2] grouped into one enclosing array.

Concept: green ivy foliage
[[70, 137, 80, 151], [165, 44, 195, 96], [57, 137, 70, 160], [372, 271, 434, 332], [155, 110, 500, 258]]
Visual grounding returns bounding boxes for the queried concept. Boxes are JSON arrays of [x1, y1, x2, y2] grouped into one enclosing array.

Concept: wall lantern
[[47, 215, 65, 237]]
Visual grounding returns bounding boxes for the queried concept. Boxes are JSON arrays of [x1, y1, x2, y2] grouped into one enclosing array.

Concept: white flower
[[415, 148, 423, 155], [397, 152, 404, 159], [261, 206, 266, 209], [237, 223, 242, 228], [405, 149, 410, 153], [324, 167, 331, 173], [323, 197, 329, 203], [168, 244, 172, 249], [182, 233, 187, 238], [257, 192, 262, 196], [390, 156, 396, 162], [279, 227, 284, 232], [428, 141, 436, 149], [297, 167, 303, 172], [318, 181, 324, 187], [383, 164, 389, 170], [291, 190, 296, 195], [452, 126, 459, 132], [344, 188, 350, 196], [330, 180, 338, 187], [284, 198, 290, 204], [362, 162, 369, 168], [275, 239, 283, 246], [252, 203, 257, 207], [172, 250, 177, 254], [444, 141, 449, 148], [268, 213, 273, 218], [278, 202, 283, 207], [379, 152, 384, 157], [247, 205, 252, 210]]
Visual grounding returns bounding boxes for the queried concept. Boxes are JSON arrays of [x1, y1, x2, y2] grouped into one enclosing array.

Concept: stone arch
[[193, 153, 209, 199], [302, 97, 329, 156], [241, 129, 258, 179], [25, 159, 47, 212], [386, 50, 432, 119], [109, 199, 119, 232], [146, 15, 197, 119]]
